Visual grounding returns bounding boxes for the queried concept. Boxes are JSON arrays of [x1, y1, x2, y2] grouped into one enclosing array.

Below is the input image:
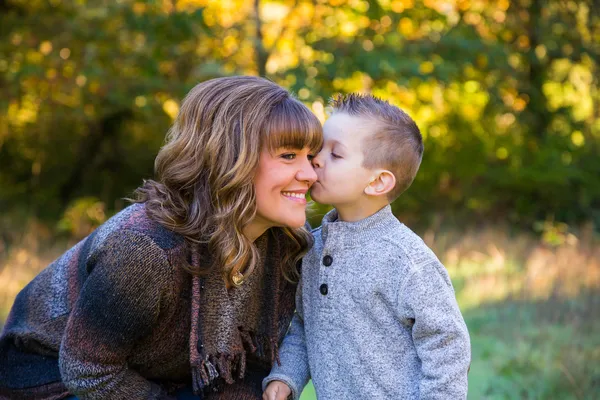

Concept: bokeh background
[[1, 0, 599, 398]]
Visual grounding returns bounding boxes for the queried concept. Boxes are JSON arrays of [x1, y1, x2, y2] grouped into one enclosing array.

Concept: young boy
[[262, 94, 471, 400]]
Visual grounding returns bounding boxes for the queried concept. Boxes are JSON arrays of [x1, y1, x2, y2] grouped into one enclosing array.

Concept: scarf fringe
[[191, 330, 278, 394]]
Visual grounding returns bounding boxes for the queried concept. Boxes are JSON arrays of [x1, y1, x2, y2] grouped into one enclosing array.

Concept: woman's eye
[[331, 152, 342, 159], [281, 153, 296, 160]]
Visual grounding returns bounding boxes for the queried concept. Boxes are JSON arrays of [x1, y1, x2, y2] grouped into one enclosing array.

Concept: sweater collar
[[320, 205, 398, 246]]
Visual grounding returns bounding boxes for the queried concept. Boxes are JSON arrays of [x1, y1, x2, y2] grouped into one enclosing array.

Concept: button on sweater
[[264, 205, 471, 399]]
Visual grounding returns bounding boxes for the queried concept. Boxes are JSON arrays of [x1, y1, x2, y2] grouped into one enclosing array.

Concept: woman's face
[[252, 146, 317, 233]]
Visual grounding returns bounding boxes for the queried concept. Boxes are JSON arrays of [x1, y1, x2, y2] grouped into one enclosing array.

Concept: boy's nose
[[311, 152, 323, 169], [297, 158, 317, 184]]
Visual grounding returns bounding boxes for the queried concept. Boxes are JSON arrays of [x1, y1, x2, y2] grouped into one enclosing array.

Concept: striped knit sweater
[[0, 203, 296, 400]]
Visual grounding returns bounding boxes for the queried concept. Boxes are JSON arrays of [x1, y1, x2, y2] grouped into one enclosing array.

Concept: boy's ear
[[364, 170, 396, 197]]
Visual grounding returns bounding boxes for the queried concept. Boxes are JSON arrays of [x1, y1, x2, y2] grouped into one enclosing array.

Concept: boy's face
[[310, 113, 376, 207]]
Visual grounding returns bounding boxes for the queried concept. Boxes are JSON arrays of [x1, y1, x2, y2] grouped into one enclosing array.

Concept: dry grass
[[421, 223, 600, 310], [2, 221, 598, 323]]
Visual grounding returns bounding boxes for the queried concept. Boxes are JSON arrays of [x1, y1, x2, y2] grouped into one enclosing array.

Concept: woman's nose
[[297, 158, 318, 184]]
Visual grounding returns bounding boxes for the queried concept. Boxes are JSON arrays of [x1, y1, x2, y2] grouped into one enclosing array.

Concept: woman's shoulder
[[93, 203, 185, 252], [84, 204, 186, 291]]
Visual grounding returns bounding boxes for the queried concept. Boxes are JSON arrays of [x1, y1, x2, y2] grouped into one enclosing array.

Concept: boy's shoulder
[[384, 223, 453, 287], [379, 221, 440, 269]]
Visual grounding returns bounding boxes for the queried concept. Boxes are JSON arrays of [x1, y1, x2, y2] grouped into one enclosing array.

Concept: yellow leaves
[[59, 48, 71, 60], [298, 88, 310, 100], [26, 50, 43, 65], [398, 17, 414, 36], [417, 81, 434, 102], [496, 113, 516, 129], [458, 0, 472, 12], [512, 97, 526, 112], [203, 0, 250, 29], [390, 0, 414, 13], [261, 2, 289, 21], [311, 101, 326, 124], [492, 9, 506, 23], [340, 20, 359, 36], [497, 0, 510, 11], [380, 15, 393, 29], [39, 41, 52, 55], [58, 197, 107, 240], [464, 12, 482, 25], [76, 75, 87, 87], [135, 96, 147, 108], [543, 62, 594, 122], [88, 81, 100, 94], [7, 95, 39, 128], [496, 147, 508, 160], [133, 2, 146, 15], [45, 69, 57, 80], [517, 35, 530, 50], [162, 99, 180, 121], [419, 61, 435, 74], [571, 131, 585, 147], [62, 63, 75, 78], [174, 0, 209, 13], [349, 0, 370, 13], [159, 61, 175, 75], [464, 80, 480, 93], [332, 72, 372, 93]]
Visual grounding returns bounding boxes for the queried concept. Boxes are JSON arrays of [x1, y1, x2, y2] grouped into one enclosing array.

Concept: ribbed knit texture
[[0, 203, 296, 400], [264, 205, 471, 399]]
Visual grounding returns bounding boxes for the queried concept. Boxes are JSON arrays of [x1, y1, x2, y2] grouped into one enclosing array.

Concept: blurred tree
[[0, 0, 599, 238]]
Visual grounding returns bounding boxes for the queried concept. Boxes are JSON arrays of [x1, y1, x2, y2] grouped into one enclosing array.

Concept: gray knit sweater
[[264, 206, 471, 399]]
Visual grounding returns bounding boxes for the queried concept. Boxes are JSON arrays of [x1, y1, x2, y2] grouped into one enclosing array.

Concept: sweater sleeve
[[401, 257, 471, 400], [58, 229, 176, 400], [262, 272, 311, 400]]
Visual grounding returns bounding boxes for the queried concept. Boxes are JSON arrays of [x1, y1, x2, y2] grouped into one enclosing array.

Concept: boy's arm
[[263, 274, 311, 400], [402, 257, 471, 400]]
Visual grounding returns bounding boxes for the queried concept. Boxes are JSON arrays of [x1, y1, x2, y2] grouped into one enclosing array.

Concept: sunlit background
[[1, 0, 599, 398]]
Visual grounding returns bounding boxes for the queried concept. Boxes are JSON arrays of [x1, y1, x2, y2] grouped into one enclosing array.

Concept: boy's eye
[[281, 153, 296, 160], [307, 154, 315, 161]]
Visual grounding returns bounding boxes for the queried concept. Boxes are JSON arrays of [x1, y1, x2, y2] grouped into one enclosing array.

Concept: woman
[[0, 76, 323, 399]]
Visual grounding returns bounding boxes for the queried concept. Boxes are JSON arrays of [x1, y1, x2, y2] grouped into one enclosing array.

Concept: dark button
[[322, 255, 333, 266], [197, 340, 204, 353], [319, 283, 328, 295]]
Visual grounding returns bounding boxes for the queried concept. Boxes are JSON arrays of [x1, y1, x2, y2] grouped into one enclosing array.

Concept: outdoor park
[[0, 0, 599, 398]]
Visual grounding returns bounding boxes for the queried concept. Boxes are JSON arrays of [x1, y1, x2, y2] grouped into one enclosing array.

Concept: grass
[[2, 220, 599, 399]]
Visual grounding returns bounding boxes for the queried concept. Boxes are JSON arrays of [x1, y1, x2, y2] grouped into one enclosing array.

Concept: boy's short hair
[[330, 93, 423, 202]]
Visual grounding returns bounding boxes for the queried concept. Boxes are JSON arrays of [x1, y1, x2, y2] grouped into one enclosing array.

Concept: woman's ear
[[364, 170, 396, 197]]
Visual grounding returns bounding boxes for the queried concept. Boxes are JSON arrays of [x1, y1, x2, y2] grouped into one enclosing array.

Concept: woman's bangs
[[265, 99, 323, 154]]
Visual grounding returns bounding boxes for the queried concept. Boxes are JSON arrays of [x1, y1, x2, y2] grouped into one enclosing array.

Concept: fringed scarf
[[188, 230, 296, 396]]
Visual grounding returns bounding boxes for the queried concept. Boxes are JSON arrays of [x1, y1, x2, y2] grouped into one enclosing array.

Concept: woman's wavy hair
[[134, 76, 322, 283]]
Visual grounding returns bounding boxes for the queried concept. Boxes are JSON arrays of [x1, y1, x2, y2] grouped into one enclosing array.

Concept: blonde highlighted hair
[[330, 93, 423, 201], [135, 76, 322, 283]]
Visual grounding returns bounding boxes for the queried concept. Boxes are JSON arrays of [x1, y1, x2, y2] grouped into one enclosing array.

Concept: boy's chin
[[309, 190, 326, 205]]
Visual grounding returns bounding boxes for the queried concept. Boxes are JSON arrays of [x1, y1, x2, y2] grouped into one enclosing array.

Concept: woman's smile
[[281, 190, 308, 204]]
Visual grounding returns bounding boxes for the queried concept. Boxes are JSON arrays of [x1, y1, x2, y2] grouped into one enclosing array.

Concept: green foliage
[[0, 0, 599, 234]]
